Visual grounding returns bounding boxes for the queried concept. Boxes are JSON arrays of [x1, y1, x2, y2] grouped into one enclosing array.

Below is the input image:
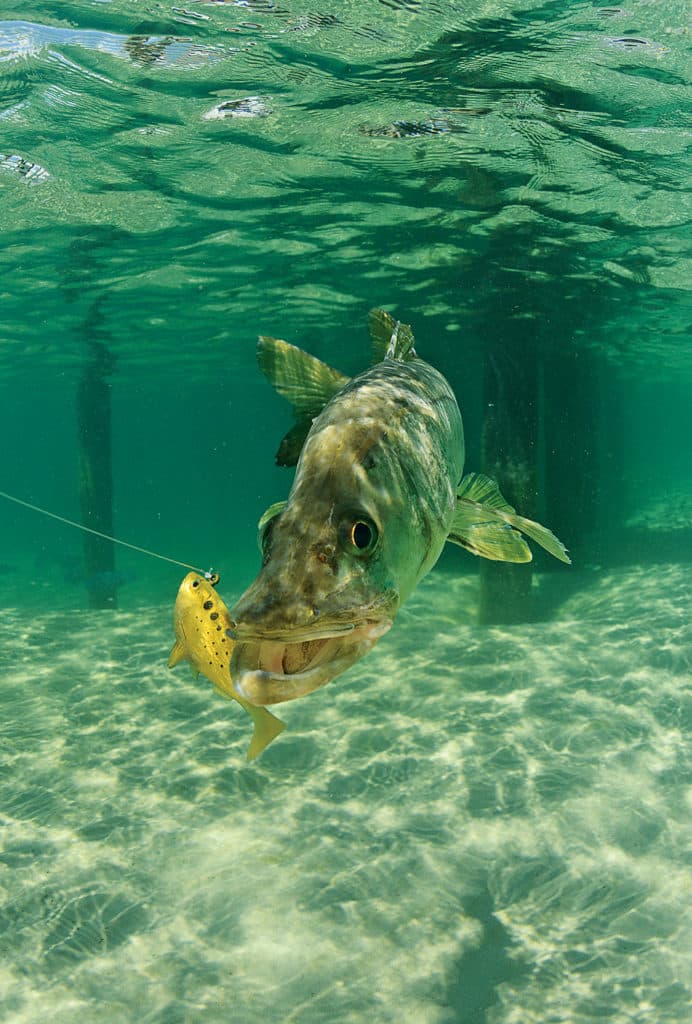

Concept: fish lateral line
[[0, 488, 218, 582]]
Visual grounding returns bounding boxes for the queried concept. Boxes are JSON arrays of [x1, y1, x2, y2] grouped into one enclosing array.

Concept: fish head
[[228, 423, 406, 705]]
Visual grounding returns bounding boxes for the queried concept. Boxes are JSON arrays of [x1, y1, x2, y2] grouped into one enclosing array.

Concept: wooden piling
[[77, 331, 117, 609], [478, 341, 539, 625]]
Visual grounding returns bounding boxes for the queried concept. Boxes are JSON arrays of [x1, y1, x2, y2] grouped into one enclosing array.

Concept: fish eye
[[351, 521, 373, 549], [341, 516, 379, 555]]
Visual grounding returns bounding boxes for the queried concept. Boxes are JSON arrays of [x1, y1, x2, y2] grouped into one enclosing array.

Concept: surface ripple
[[0, 1, 689, 382]]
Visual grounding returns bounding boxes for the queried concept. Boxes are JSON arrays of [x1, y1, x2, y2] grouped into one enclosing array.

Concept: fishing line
[[0, 489, 218, 581]]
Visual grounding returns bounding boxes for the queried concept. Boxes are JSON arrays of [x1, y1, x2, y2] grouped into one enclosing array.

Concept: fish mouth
[[232, 621, 358, 644], [229, 618, 393, 706]]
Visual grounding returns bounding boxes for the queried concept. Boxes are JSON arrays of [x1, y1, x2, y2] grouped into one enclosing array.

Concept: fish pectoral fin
[[368, 308, 416, 362], [258, 500, 288, 528], [494, 509, 571, 565], [447, 503, 533, 562], [257, 336, 348, 417], [246, 706, 287, 761], [257, 500, 288, 551], [449, 478, 571, 565], [168, 641, 187, 669], [456, 472, 517, 512]]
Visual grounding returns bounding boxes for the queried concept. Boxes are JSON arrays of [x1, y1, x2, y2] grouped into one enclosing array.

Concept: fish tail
[[246, 706, 287, 761]]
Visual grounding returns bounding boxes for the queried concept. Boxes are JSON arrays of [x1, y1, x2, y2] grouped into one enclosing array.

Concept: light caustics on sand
[[0, 566, 688, 1024]]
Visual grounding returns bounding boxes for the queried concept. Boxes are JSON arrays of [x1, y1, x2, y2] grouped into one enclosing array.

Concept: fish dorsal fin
[[368, 308, 416, 363], [258, 336, 349, 466], [448, 473, 571, 564], [257, 336, 348, 417]]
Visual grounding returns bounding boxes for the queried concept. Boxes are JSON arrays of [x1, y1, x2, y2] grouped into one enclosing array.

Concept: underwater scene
[[0, 1, 690, 1021]]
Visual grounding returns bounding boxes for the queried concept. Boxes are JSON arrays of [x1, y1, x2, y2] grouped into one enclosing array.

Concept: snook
[[228, 310, 569, 706]]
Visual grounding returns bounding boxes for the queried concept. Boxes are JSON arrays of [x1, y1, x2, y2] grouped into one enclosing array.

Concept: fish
[[228, 308, 570, 707], [168, 572, 286, 760]]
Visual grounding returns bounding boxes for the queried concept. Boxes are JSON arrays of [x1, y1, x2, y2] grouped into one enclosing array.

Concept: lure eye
[[341, 516, 379, 555]]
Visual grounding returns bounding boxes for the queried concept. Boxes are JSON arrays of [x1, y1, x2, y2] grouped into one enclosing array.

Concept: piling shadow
[[442, 883, 526, 1024]]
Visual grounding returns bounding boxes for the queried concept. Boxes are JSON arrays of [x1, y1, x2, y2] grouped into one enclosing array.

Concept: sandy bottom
[[0, 565, 689, 1023]]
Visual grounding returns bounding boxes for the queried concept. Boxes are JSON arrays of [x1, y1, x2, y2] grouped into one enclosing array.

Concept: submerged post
[[478, 343, 539, 625], [77, 325, 117, 609]]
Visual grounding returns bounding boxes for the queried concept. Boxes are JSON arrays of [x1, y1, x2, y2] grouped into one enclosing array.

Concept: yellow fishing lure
[[168, 572, 285, 761]]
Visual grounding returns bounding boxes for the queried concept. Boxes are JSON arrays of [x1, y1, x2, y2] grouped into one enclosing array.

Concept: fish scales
[[325, 357, 465, 589], [235, 357, 463, 636]]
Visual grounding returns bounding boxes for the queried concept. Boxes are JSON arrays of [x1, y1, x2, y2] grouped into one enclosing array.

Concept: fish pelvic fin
[[258, 335, 349, 465], [448, 473, 571, 565], [168, 640, 187, 669], [246, 706, 286, 761], [276, 419, 313, 467], [368, 308, 416, 362]]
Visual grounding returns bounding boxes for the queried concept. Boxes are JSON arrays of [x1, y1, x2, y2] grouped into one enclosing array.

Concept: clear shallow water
[[1, 568, 690, 1022], [1, 0, 690, 581], [1, 1, 691, 1021]]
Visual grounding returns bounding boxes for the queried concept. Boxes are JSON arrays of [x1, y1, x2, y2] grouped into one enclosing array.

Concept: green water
[[0, 2, 690, 1022]]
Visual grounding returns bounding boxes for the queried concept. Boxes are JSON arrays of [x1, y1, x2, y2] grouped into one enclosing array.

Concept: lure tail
[[246, 707, 287, 761]]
